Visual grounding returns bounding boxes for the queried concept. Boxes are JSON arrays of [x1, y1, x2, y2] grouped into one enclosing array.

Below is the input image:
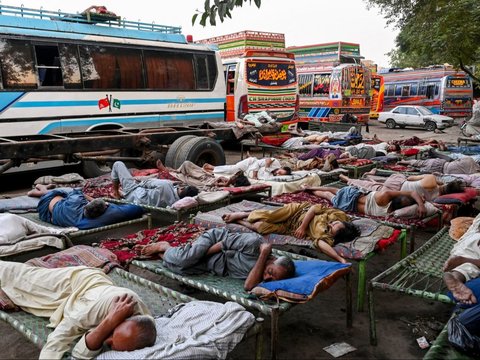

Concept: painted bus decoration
[[297, 63, 372, 123], [380, 66, 473, 118], [369, 74, 384, 119]]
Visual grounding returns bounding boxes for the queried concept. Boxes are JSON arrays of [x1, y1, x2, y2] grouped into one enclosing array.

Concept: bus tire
[[385, 119, 396, 129], [425, 121, 436, 132], [174, 137, 225, 169], [164, 135, 198, 168]]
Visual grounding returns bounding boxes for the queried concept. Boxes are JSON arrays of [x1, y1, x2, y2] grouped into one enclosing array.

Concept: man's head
[[178, 186, 199, 198], [105, 315, 157, 352], [233, 173, 251, 187], [387, 144, 401, 152], [391, 195, 416, 211], [83, 199, 108, 218], [262, 256, 295, 282], [442, 180, 465, 195], [329, 220, 361, 245], [273, 166, 292, 176]]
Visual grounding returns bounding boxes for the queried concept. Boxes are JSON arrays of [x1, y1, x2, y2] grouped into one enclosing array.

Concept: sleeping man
[[135, 227, 295, 291], [0, 261, 156, 360]]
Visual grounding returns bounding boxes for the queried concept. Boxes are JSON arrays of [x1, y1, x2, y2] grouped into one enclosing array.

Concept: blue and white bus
[[0, 5, 226, 137]]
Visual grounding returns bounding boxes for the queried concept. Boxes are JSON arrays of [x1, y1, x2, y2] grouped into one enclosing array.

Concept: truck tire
[[82, 159, 113, 178], [174, 137, 225, 169], [164, 135, 197, 168]]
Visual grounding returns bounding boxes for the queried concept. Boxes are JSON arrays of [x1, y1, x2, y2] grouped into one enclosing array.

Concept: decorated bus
[[197, 31, 298, 123], [369, 74, 384, 119], [381, 66, 473, 119], [0, 4, 226, 137]]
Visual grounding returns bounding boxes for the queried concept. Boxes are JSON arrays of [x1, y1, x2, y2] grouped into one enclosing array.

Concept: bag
[[448, 307, 480, 356]]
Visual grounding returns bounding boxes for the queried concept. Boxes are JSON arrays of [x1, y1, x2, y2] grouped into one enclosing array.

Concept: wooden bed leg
[[346, 272, 353, 328], [357, 260, 367, 312], [255, 318, 265, 360], [368, 282, 378, 346], [408, 226, 416, 254], [270, 308, 279, 360]]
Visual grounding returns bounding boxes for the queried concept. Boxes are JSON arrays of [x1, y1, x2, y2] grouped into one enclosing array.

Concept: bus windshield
[[246, 61, 296, 86]]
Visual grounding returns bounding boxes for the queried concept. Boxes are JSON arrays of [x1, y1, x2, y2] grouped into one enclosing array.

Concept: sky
[[3, 0, 398, 67]]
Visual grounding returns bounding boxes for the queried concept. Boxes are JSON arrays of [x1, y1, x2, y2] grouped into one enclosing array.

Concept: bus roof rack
[[0, 4, 182, 34]]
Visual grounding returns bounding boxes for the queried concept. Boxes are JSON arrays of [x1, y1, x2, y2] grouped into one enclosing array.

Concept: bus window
[[195, 55, 209, 89], [34, 44, 63, 87], [298, 74, 313, 97], [226, 65, 235, 94], [426, 84, 435, 99], [58, 44, 82, 89], [419, 85, 426, 95], [385, 84, 394, 97], [313, 73, 330, 96], [435, 83, 439, 95], [410, 83, 418, 96], [401, 85, 410, 97], [394, 85, 402, 96], [0, 39, 37, 89], [143, 50, 194, 90]]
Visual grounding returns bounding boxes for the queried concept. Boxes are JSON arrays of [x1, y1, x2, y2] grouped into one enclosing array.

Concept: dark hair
[[83, 199, 108, 218], [390, 195, 416, 211], [283, 166, 292, 175], [128, 315, 157, 349], [444, 180, 465, 194], [179, 186, 199, 198], [234, 173, 251, 187], [333, 221, 361, 245], [273, 256, 296, 279], [330, 159, 339, 169]]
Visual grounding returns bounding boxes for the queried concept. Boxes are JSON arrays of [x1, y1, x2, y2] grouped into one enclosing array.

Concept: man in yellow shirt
[[0, 261, 156, 360]]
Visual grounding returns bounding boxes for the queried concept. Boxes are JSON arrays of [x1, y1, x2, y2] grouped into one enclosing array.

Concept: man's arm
[[84, 294, 136, 352], [294, 206, 317, 238], [378, 190, 427, 217], [244, 243, 272, 291], [444, 256, 480, 272], [406, 175, 426, 181], [315, 240, 347, 263]]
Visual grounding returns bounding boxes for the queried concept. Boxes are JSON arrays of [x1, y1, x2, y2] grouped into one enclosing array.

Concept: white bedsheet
[[249, 173, 321, 196]]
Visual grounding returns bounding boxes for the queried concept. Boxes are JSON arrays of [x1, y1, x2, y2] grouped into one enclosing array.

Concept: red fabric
[[435, 187, 477, 202], [383, 164, 414, 172], [346, 159, 373, 167], [401, 148, 419, 156], [376, 229, 401, 251], [261, 134, 291, 146], [222, 184, 271, 194]]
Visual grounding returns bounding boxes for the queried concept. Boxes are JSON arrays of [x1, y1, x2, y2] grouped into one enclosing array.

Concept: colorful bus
[[369, 74, 384, 119], [381, 66, 473, 119], [0, 5, 226, 137], [297, 63, 372, 123], [197, 31, 298, 124]]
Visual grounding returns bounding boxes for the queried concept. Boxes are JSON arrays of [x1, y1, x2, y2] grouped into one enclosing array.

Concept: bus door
[[225, 64, 236, 121]]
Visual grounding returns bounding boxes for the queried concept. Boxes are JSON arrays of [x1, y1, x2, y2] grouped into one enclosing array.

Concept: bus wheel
[[425, 121, 437, 132], [174, 137, 225, 169], [164, 135, 198, 168], [385, 119, 396, 129]]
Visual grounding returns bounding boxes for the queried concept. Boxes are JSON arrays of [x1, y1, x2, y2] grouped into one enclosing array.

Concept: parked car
[[377, 105, 454, 131]]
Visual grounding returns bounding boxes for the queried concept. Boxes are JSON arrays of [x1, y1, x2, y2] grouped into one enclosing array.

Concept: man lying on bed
[[0, 261, 156, 360], [135, 228, 295, 291], [222, 203, 360, 263], [29, 184, 143, 229]]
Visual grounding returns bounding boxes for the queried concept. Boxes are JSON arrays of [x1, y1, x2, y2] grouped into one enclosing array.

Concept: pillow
[[434, 188, 477, 205], [266, 174, 306, 182], [392, 201, 439, 219], [401, 148, 419, 156], [250, 260, 351, 303], [0, 288, 18, 311], [261, 134, 291, 146], [195, 190, 229, 205], [449, 217, 475, 241], [170, 196, 198, 210]]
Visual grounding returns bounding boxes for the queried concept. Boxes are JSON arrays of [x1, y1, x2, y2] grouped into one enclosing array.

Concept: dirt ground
[[0, 120, 467, 359]]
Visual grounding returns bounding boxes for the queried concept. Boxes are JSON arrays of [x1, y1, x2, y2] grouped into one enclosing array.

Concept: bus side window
[[195, 55, 209, 89], [410, 83, 418, 96], [34, 45, 63, 87], [226, 66, 235, 95], [58, 44, 82, 89], [394, 85, 402, 96], [0, 39, 37, 89], [434, 83, 439, 96], [298, 74, 313, 97], [426, 84, 435, 99], [401, 85, 410, 97], [419, 85, 426, 96], [385, 84, 394, 97]]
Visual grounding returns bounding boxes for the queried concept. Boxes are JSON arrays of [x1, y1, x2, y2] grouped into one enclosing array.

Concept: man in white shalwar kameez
[[0, 261, 156, 360]]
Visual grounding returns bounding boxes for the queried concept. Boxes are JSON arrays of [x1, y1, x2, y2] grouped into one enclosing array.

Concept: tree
[[192, 0, 261, 26], [366, 0, 480, 86]]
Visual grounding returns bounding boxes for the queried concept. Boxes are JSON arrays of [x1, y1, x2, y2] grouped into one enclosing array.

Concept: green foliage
[[367, 0, 480, 84], [192, 0, 261, 26]]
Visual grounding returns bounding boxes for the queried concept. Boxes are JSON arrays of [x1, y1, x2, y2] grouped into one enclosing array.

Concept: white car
[[378, 105, 454, 131]]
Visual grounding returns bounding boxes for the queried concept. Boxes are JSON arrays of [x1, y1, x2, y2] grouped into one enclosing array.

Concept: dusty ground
[[0, 120, 466, 359]]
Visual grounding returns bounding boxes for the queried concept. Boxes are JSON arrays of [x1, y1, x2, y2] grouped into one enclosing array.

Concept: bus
[[0, 4, 226, 137], [297, 63, 372, 123], [197, 31, 298, 125], [381, 66, 473, 119], [369, 74, 384, 119]]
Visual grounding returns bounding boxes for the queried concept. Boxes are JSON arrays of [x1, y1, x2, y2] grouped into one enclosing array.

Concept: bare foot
[[364, 168, 377, 176], [444, 272, 477, 305], [222, 212, 249, 223], [134, 241, 171, 256], [203, 163, 214, 172], [339, 174, 350, 183]]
